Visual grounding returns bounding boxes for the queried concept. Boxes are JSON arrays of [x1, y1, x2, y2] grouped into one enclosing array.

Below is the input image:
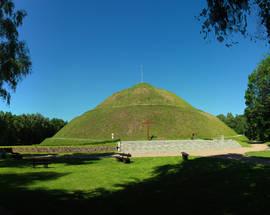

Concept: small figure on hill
[[117, 141, 121, 152], [191, 133, 195, 140], [150, 135, 155, 140]]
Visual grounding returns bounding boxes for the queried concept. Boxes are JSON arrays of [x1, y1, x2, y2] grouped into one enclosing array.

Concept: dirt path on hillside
[[130, 144, 269, 157]]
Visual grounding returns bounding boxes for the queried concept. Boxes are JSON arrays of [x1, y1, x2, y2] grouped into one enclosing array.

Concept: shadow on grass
[[1, 157, 270, 214], [0, 172, 70, 215], [51, 152, 115, 166], [246, 140, 266, 144], [213, 153, 270, 165], [0, 172, 69, 191], [0, 152, 115, 168]]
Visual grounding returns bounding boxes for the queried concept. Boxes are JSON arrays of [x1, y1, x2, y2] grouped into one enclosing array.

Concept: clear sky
[[0, 0, 268, 121]]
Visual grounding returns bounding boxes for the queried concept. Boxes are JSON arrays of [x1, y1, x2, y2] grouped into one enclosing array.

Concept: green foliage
[[217, 113, 247, 134], [0, 111, 67, 145], [56, 83, 236, 140], [245, 56, 270, 141], [0, 0, 31, 104], [199, 0, 270, 46]]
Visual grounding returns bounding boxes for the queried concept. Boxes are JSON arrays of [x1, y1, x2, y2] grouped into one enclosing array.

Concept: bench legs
[[32, 163, 50, 168], [123, 158, 130, 164], [115, 157, 130, 163]]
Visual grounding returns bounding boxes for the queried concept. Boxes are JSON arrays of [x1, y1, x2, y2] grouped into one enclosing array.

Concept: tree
[[217, 113, 247, 134], [245, 56, 270, 141], [217, 113, 227, 122], [0, 0, 31, 104], [49, 118, 67, 135], [234, 114, 247, 134], [199, 0, 270, 46], [0, 111, 67, 145], [225, 112, 237, 128]]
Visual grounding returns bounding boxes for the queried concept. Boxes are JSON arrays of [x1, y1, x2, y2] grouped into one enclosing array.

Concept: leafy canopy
[[0, 111, 67, 145], [199, 0, 270, 46], [217, 113, 247, 134], [0, 0, 31, 104], [245, 56, 270, 141]]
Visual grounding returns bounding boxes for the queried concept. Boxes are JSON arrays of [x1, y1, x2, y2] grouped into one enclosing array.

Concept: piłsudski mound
[[55, 83, 236, 140]]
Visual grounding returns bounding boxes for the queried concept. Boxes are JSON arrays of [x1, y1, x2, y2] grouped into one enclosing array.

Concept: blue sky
[[0, 0, 268, 121]]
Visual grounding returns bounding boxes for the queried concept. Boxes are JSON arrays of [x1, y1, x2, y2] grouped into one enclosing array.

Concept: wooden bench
[[181, 152, 189, 161], [114, 153, 131, 163], [32, 158, 52, 168], [11, 152, 23, 160]]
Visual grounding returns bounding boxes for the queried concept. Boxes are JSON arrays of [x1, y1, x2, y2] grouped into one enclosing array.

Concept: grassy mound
[[96, 82, 193, 109], [55, 83, 236, 140]]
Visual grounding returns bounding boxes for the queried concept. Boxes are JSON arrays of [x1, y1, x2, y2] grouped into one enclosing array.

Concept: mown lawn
[[227, 135, 251, 147], [246, 150, 270, 158], [1, 155, 270, 214], [0, 156, 179, 192]]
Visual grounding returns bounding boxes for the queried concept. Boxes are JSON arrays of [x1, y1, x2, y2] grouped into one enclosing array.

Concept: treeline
[[218, 56, 270, 142], [0, 112, 67, 146], [217, 113, 247, 135]]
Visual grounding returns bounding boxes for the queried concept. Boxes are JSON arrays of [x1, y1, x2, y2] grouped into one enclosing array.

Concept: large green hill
[[54, 83, 236, 140]]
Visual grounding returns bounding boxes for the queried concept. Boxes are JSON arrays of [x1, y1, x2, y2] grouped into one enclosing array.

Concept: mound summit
[[55, 83, 236, 140]]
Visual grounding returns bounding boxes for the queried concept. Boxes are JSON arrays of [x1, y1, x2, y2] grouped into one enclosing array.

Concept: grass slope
[[96, 83, 193, 109], [40, 137, 118, 147], [55, 83, 236, 140]]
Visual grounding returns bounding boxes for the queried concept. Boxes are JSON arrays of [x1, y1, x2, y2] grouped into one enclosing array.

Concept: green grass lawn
[[246, 150, 270, 157], [0, 156, 180, 192], [1, 155, 270, 214], [228, 135, 251, 147]]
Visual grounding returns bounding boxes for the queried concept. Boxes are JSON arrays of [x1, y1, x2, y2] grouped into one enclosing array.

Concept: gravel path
[[191, 144, 268, 156]]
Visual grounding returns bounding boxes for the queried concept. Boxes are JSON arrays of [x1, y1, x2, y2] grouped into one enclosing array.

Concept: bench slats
[[32, 159, 52, 168]]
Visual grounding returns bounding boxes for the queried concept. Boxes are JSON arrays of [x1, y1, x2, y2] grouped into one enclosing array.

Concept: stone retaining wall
[[0, 146, 116, 154], [121, 139, 241, 154]]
